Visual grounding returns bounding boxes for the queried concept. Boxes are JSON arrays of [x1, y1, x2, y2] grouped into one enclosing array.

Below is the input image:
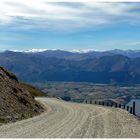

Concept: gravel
[[0, 97, 140, 138]]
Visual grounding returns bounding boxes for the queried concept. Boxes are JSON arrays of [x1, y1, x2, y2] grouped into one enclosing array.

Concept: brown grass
[[21, 82, 46, 97]]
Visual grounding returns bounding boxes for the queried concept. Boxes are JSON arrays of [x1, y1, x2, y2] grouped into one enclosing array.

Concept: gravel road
[[0, 97, 140, 138]]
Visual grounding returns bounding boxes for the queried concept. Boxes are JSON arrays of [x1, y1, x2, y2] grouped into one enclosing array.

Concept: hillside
[[0, 50, 140, 84], [21, 82, 46, 97], [0, 66, 44, 124]]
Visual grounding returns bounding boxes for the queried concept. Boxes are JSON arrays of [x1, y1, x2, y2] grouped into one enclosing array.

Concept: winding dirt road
[[0, 98, 140, 138]]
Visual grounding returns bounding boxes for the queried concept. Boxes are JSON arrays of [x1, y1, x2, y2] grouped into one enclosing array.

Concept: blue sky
[[0, 1, 140, 51]]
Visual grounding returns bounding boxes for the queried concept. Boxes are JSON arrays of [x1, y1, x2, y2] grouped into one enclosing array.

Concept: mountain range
[[0, 49, 140, 84]]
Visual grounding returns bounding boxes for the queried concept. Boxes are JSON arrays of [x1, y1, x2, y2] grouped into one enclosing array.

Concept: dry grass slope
[[21, 82, 46, 97]]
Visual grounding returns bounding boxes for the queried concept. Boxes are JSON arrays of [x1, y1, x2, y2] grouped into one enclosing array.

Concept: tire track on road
[[0, 98, 140, 138]]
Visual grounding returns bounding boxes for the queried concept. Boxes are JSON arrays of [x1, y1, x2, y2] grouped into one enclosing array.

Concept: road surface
[[0, 98, 140, 138]]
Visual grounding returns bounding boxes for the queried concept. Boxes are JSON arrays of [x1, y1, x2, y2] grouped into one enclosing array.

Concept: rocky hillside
[[0, 66, 44, 124]]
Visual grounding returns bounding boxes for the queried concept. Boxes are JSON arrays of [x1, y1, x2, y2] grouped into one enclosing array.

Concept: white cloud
[[0, 1, 139, 31]]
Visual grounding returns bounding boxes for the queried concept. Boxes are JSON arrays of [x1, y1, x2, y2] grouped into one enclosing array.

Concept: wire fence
[[84, 100, 136, 116]]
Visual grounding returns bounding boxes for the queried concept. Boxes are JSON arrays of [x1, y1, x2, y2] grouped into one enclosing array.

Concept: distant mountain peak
[[12, 49, 49, 53], [5, 49, 140, 54], [68, 49, 95, 53], [10, 49, 96, 53]]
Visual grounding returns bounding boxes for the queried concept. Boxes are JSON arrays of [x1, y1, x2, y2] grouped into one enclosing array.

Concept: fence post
[[90, 100, 92, 104], [130, 107, 133, 114], [123, 105, 125, 109], [95, 101, 96, 104], [133, 101, 136, 115], [107, 102, 109, 106], [119, 104, 121, 108], [127, 106, 129, 111], [102, 101, 104, 106]]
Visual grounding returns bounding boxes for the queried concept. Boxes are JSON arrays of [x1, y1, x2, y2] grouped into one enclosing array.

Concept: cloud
[[0, 1, 140, 31]]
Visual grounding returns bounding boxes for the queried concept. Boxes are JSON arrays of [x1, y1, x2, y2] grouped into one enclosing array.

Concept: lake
[[127, 99, 140, 117]]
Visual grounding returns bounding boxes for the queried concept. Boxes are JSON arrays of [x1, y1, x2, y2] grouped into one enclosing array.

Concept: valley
[[35, 82, 140, 104]]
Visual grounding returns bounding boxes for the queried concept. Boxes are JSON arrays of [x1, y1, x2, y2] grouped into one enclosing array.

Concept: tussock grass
[[21, 82, 46, 97]]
